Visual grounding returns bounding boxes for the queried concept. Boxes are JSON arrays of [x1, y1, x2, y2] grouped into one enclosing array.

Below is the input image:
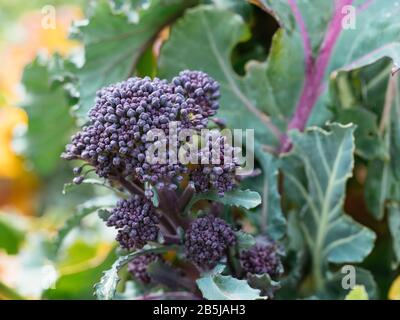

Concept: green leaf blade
[[282, 123, 375, 290]]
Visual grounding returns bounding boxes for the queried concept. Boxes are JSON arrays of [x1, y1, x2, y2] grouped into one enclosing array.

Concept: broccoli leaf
[[197, 266, 263, 300], [94, 245, 179, 300], [281, 123, 375, 290], [185, 188, 261, 214]]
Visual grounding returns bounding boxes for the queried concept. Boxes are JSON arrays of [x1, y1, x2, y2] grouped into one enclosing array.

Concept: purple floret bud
[[184, 215, 236, 268]]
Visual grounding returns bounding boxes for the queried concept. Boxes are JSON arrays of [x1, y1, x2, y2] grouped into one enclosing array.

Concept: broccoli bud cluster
[[184, 215, 236, 268], [190, 131, 240, 196], [172, 70, 220, 129], [240, 240, 283, 278], [106, 196, 159, 250], [62, 70, 222, 192], [127, 253, 160, 284]]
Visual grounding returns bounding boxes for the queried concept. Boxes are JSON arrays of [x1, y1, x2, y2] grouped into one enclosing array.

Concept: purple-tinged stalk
[[280, 0, 354, 153]]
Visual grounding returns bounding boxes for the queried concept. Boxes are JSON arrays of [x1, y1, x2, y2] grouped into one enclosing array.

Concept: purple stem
[[280, 0, 354, 153]]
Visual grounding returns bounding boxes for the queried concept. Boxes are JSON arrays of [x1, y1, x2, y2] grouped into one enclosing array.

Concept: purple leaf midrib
[[280, 0, 354, 152]]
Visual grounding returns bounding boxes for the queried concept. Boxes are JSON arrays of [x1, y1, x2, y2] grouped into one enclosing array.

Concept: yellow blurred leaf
[[389, 276, 400, 300], [345, 285, 369, 300]]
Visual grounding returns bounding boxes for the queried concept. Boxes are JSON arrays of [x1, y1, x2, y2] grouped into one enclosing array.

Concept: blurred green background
[[0, 0, 120, 300]]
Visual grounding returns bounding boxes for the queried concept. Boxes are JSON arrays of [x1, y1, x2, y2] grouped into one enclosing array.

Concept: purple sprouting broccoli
[[62, 71, 222, 193], [107, 195, 160, 250], [172, 70, 220, 129], [190, 130, 240, 197], [240, 239, 283, 278], [184, 215, 236, 268]]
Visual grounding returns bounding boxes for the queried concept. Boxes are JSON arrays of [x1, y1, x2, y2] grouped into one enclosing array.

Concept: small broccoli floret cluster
[[190, 131, 240, 196], [127, 253, 160, 284], [106, 196, 159, 250], [240, 240, 283, 278], [172, 70, 220, 129], [184, 215, 236, 268], [62, 71, 220, 192]]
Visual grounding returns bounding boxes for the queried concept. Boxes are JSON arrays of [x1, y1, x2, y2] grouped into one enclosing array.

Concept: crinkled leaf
[[98, 209, 112, 222], [282, 123, 375, 290], [94, 245, 178, 300], [247, 273, 280, 298], [197, 267, 262, 300]]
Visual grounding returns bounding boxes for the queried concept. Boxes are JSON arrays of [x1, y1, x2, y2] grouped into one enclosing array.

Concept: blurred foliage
[[0, 5, 82, 216]]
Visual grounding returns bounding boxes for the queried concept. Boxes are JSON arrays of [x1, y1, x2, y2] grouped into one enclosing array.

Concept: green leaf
[[53, 195, 118, 253], [19, 56, 75, 176], [0, 216, 24, 255], [255, 149, 286, 239], [345, 285, 369, 300], [282, 123, 375, 291], [388, 203, 400, 268], [185, 188, 261, 214], [247, 273, 280, 298], [94, 245, 178, 300], [333, 108, 386, 160], [235, 231, 256, 251], [75, 0, 195, 119], [197, 266, 262, 300], [98, 209, 112, 222], [361, 73, 400, 219], [364, 160, 390, 220]]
